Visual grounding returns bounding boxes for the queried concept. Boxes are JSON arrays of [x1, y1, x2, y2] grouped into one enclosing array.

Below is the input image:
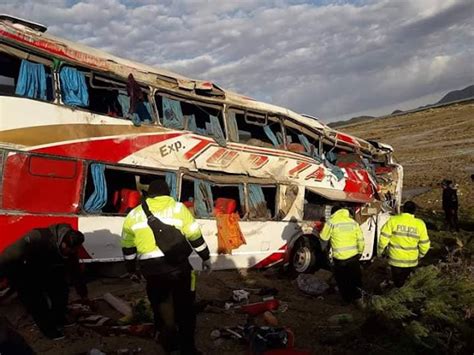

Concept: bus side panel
[[2, 152, 84, 213], [0, 214, 79, 252]]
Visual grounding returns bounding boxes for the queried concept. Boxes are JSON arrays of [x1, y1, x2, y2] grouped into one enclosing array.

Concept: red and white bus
[[0, 15, 402, 271]]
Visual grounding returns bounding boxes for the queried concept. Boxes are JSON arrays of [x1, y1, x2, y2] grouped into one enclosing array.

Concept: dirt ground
[[1, 265, 380, 355], [339, 102, 474, 225]]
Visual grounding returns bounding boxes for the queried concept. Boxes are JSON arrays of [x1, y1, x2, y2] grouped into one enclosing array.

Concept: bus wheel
[[291, 236, 319, 274]]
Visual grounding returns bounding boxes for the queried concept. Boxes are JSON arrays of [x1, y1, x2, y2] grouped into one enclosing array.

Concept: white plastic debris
[[232, 289, 250, 302]]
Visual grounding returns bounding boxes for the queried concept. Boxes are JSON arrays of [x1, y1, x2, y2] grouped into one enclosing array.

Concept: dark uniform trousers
[[11, 264, 69, 338], [144, 262, 196, 354], [333, 255, 362, 303], [391, 266, 414, 288]]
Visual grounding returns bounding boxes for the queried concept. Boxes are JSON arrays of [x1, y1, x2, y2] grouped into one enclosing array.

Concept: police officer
[[121, 180, 211, 355], [378, 201, 430, 287], [320, 206, 365, 306]]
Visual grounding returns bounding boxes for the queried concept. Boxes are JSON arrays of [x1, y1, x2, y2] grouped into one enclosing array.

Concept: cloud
[[0, 0, 472, 122]]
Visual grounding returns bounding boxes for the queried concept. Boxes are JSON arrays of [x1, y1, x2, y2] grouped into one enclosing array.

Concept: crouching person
[[320, 206, 365, 307], [121, 180, 211, 355], [0, 224, 89, 340]]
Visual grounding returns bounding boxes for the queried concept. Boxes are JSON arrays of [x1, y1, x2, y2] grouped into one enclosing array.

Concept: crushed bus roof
[[0, 14, 374, 152]]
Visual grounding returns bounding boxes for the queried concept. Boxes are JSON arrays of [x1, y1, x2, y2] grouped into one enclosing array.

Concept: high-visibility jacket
[[320, 209, 365, 260], [378, 213, 430, 268], [121, 196, 208, 261]]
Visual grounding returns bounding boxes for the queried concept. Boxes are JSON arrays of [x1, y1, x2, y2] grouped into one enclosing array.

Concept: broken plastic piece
[[103, 292, 132, 317], [232, 289, 250, 302]]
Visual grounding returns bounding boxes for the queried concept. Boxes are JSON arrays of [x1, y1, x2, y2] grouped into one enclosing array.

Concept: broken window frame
[[226, 107, 284, 148], [155, 90, 226, 139], [282, 118, 322, 157], [246, 183, 279, 221], [0, 43, 56, 102], [81, 162, 176, 216], [178, 173, 245, 219]]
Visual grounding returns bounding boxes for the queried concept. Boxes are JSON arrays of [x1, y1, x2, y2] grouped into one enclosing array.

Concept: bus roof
[[0, 15, 373, 152]]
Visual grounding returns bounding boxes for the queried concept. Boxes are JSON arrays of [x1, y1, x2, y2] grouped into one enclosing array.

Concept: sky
[[1, 0, 473, 122]]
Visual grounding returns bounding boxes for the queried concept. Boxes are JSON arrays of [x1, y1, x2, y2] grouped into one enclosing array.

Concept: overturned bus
[[0, 15, 402, 272]]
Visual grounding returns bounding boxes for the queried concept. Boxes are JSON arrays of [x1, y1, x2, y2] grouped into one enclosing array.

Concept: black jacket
[[0, 224, 87, 298], [442, 187, 458, 210]]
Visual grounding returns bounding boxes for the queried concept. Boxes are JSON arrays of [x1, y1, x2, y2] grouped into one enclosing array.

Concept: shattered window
[[179, 176, 245, 218], [83, 165, 175, 215], [84, 73, 153, 123], [303, 189, 331, 221], [228, 110, 283, 149], [155, 94, 226, 144], [247, 184, 277, 220], [0, 51, 54, 101], [283, 120, 320, 157]]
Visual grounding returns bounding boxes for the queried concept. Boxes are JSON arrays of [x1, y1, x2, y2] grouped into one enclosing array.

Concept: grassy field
[[339, 102, 474, 226]]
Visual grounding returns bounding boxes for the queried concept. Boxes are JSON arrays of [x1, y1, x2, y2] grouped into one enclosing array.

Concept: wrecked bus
[[0, 15, 402, 272]]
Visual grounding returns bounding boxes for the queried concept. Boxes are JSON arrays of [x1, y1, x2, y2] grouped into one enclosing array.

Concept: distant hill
[[435, 84, 474, 105], [330, 84, 474, 128], [328, 115, 374, 128]]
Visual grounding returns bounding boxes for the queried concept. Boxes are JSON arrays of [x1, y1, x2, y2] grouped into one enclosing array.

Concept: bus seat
[[214, 198, 237, 214], [183, 200, 194, 209], [116, 189, 141, 213]]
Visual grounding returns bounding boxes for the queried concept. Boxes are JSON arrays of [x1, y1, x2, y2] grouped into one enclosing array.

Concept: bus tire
[[290, 236, 320, 274]]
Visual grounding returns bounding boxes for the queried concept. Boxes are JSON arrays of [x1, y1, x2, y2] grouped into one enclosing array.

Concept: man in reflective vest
[[378, 201, 430, 287], [320, 206, 365, 305], [121, 180, 211, 355]]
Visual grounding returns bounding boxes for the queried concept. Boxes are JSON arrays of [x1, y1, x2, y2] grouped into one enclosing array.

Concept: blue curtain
[[263, 125, 279, 147], [162, 97, 184, 129], [248, 184, 267, 212], [324, 160, 345, 181], [118, 93, 152, 123], [15, 60, 47, 100], [84, 164, 107, 213], [194, 180, 213, 218], [165, 173, 177, 199], [239, 185, 246, 214], [325, 150, 338, 164], [60, 66, 89, 107], [227, 112, 239, 142], [210, 115, 226, 146]]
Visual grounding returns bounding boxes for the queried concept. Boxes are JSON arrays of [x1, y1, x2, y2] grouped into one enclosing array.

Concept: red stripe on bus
[[33, 133, 182, 162]]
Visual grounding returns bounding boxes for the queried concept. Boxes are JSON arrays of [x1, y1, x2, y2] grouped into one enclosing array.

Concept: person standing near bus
[[121, 180, 211, 355], [0, 224, 89, 340], [441, 180, 459, 232], [320, 206, 365, 307], [378, 201, 430, 287]]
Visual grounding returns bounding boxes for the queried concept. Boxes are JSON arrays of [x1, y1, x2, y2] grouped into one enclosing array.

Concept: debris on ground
[[296, 274, 330, 296]]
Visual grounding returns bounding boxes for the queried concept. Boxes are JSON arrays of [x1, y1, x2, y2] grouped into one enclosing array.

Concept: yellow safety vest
[[378, 213, 430, 268], [121, 196, 202, 260], [320, 209, 365, 260]]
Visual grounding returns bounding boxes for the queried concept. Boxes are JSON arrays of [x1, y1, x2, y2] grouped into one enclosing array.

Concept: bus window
[[81, 72, 152, 123], [283, 120, 320, 157], [83, 165, 175, 215], [228, 110, 283, 149], [155, 94, 225, 143], [0, 51, 54, 101], [211, 184, 245, 217], [247, 184, 277, 220], [179, 176, 244, 218], [278, 185, 299, 219], [303, 189, 331, 221]]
